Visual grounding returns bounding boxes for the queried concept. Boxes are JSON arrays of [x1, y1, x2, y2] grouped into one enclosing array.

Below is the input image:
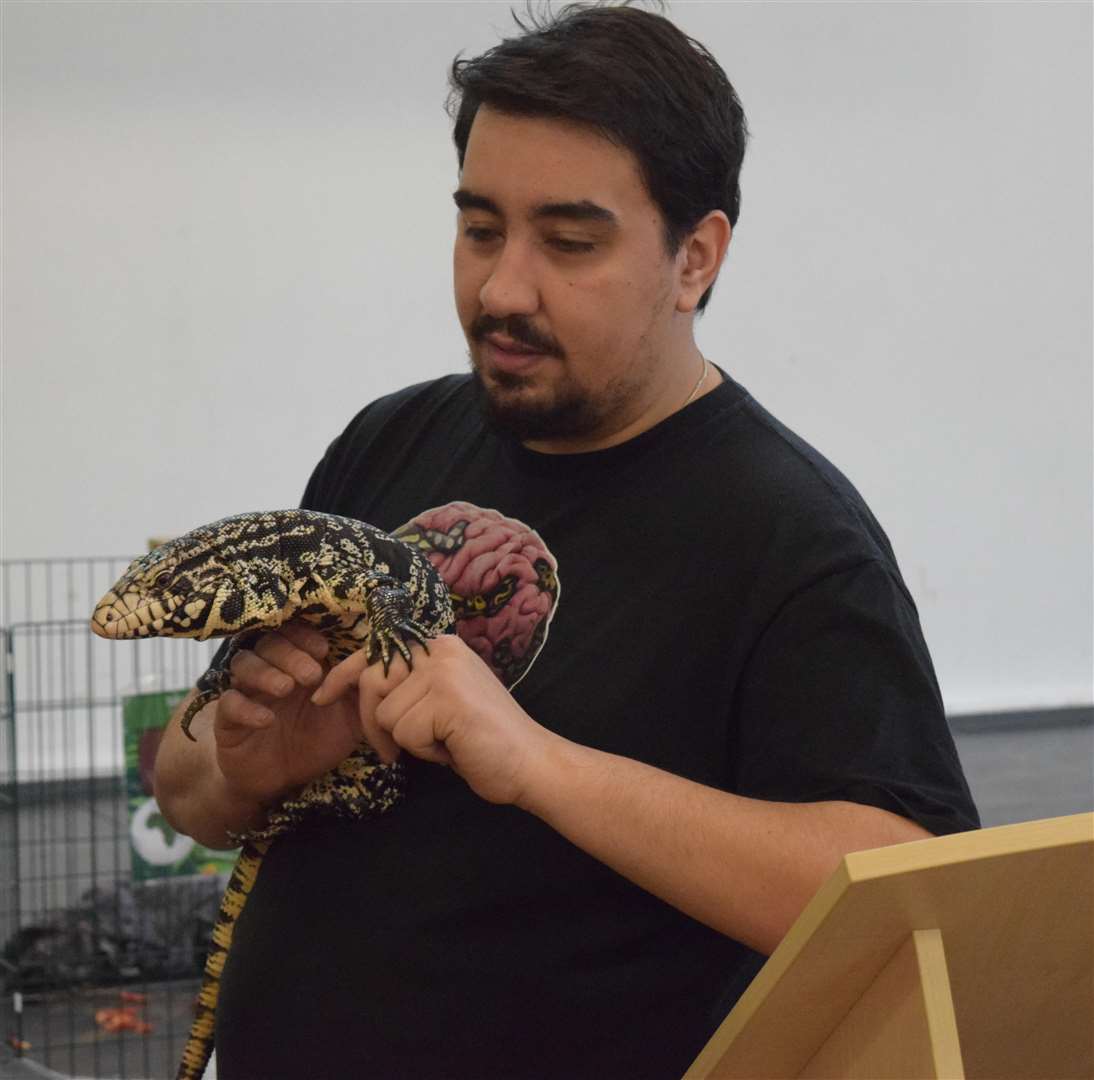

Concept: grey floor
[[951, 713, 1093, 827]]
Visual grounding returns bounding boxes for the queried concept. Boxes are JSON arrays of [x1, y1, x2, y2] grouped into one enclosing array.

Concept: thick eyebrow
[[452, 188, 619, 229]]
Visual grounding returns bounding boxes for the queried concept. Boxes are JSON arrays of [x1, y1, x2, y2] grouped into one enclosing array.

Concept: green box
[[123, 690, 239, 880]]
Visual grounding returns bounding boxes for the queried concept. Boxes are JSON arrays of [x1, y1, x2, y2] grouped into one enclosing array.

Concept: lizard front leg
[[363, 579, 438, 674]]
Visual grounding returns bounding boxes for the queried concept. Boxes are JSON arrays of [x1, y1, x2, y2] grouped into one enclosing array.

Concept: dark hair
[[445, 1, 749, 315]]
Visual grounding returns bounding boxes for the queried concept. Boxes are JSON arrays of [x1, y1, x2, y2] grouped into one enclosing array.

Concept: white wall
[[3, 1, 1091, 716]]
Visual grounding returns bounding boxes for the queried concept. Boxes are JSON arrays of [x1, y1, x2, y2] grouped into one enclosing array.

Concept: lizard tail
[[176, 838, 269, 1080]]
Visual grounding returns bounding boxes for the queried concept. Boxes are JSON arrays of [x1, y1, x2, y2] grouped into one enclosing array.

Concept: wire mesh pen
[[2, 557, 220, 1079]]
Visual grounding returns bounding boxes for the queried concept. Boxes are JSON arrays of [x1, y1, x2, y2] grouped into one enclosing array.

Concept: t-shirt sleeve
[[729, 557, 980, 837]]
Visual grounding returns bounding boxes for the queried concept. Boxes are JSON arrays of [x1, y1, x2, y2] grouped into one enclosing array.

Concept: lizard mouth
[[91, 590, 180, 638]]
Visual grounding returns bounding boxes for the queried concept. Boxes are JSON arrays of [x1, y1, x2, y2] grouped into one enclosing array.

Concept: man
[[155, 4, 979, 1077]]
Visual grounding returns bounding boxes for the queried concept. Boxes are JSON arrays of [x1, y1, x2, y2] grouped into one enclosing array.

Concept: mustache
[[472, 318, 558, 356]]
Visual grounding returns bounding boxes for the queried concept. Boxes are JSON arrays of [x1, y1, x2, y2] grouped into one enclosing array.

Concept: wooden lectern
[[685, 812, 1093, 1080]]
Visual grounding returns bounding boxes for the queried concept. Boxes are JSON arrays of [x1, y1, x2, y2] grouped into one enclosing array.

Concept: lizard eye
[[153, 571, 173, 589]]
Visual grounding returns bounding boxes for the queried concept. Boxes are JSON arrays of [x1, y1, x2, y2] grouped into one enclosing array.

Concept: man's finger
[[310, 649, 371, 706], [217, 688, 274, 727], [253, 632, 325, 687], [229, 649, 297, 698], [359, 710, 401, 765], [279, 621, 331, 662], [353, 654, 423, 764], [373, 674, 431, 736], [388, 701, 454, 767]]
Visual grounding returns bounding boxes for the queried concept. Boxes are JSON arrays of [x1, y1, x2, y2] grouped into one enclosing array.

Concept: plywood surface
[[685, 813, 1093, 1080], [802, 930, 964, 1080]]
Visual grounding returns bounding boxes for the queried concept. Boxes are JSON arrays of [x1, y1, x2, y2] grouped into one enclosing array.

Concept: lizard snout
[[90, 589, 176, 639], [91, 592, 128, 638]]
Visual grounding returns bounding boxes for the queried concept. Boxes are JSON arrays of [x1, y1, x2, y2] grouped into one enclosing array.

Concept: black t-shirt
[[215, 370, 979, 1079]]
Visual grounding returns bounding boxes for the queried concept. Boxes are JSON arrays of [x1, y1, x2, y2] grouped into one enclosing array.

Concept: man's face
[[453, 106, 690, 449]]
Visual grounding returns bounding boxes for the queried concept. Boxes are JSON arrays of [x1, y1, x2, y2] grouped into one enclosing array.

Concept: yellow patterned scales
[[90, 509, 454, 1080]]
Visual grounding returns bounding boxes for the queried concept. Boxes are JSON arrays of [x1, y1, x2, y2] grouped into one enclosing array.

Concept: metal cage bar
[[2, 559, 222, 1079]]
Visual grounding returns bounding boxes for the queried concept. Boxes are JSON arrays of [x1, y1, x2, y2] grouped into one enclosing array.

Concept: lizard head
[[92, 542, 202, 640], [91, 513, 295, 641]]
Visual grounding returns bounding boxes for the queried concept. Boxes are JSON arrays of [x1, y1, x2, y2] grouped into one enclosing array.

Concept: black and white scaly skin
[[91, 509, 455, 1080]]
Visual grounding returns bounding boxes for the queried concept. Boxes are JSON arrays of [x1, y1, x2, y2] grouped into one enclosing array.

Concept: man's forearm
[[517, 733, 932, 956], [153, 691, 269, 849]]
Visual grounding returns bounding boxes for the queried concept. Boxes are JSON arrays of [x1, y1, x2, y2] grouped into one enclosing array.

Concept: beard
[[468, 358, 617, 443]]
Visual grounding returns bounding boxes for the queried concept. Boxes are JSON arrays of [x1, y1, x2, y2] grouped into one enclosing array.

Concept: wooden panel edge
[[842, 813, 1094, 884], [682, 861, 854, 1078], [912, 928, 965, 1080]]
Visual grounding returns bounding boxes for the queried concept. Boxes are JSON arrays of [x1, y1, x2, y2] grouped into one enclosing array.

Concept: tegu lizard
[[91, 509, 454, 1080]]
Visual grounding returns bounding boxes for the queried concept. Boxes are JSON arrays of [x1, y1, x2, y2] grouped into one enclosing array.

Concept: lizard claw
[[187, 645, 242, 739], [375, 623, 430, 676], [179, 690, 218, 741]]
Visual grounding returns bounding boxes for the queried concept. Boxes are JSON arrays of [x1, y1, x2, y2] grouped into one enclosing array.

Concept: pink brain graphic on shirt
[[393, 502, 560, 689]]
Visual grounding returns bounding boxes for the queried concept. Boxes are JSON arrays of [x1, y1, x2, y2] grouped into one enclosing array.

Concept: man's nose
[[478, 239, 541, 319]]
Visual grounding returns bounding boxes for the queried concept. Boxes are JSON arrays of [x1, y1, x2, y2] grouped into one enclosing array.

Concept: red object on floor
[[93, 1006, 153, 1035]]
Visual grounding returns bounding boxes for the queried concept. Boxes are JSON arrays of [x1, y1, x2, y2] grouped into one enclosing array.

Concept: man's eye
[[549, 238, 596, 254], [464, 227, 498, 244], [462, 227, 594, 254]]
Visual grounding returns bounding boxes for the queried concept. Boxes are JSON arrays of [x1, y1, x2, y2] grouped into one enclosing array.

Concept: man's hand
[[211, 622, 365, 807], [311, 634, 555, 806], [153, 620, 384, 849]]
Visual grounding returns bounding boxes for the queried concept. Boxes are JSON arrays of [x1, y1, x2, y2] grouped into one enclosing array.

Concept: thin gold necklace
[[683, 355, 709, 407]]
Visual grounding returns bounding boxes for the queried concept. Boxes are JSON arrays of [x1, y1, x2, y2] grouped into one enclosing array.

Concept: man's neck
[[521, 352, 722, 455]]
